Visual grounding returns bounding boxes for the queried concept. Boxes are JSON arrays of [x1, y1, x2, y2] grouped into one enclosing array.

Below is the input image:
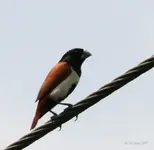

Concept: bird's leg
[[74, 115, 78, 122], [50, 110, 62, 131], [50, 110, 57, 116]]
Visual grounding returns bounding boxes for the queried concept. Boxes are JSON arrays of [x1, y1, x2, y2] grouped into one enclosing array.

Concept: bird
[[30, 48, 91, 130]]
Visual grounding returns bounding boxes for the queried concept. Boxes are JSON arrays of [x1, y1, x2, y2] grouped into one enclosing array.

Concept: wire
[[4, 55, 154, 150]]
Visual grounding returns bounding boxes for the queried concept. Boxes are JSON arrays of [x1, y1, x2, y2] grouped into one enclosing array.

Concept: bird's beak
[[81, 51, 92, 59]]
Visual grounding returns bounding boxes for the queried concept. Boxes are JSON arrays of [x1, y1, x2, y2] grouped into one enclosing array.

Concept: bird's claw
[[74, 115, 78, 121], [50, 114, 62, 131], [63, 103, 73, 108], [50, 115, 57, 120], [64, 104, 73, 112], [67, 104, 73, 108], [58, 124, 62, 131], [62, 105, 78, 121]]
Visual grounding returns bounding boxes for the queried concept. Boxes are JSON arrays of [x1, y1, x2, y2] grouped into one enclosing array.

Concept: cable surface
[[4, 55, 154, 150]]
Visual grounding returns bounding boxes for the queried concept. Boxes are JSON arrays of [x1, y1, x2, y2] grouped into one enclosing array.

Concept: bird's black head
[[60, 48, 92, 75]]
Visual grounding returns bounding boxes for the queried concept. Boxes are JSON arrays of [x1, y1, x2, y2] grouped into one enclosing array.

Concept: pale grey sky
[[0, 0, 154, 150]]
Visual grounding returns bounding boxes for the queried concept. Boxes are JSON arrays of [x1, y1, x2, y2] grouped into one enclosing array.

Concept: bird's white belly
[[50, 68, 79, 101]]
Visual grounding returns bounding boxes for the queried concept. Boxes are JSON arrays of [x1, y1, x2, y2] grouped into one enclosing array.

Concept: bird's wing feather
[[35, 62, 72, 102]]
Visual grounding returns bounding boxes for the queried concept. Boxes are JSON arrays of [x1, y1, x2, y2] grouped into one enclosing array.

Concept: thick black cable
[[4, 55, 154, 150]]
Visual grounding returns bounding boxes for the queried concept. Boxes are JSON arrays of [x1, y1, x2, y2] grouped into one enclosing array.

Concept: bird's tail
[[30, 112, 40, 130], [30, 97, 57, 130]]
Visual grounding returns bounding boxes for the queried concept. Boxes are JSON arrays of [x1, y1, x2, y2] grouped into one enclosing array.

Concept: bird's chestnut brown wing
[[35, 62, 72, 102]]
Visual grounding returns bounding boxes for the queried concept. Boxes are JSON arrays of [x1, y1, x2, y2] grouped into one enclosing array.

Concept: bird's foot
[[50, 110, 59, 120], [58, 124, 62, 131], [62, 104, 78, 122], [74, 115, 78, 121], [50, 110, 62, 131]]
